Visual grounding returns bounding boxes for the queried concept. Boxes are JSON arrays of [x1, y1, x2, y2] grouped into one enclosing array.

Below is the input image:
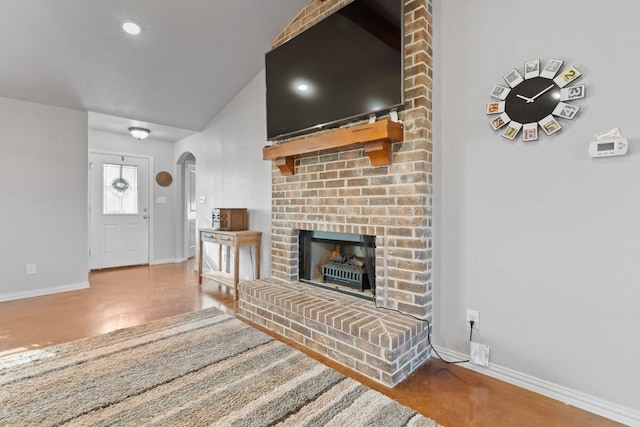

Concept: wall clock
[[487, 58, 585, 141]]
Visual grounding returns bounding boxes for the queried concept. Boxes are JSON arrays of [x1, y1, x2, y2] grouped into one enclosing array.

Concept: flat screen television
[[265, 0, 404, 141]]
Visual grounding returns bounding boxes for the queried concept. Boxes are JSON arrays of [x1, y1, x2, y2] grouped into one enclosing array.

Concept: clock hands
[[517, 84, 555, 103], [516, 94, 533, 102], [529, 84, 555, 102]]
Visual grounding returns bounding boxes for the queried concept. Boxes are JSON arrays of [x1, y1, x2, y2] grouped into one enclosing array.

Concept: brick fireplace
[[238, 0, 433, 387]]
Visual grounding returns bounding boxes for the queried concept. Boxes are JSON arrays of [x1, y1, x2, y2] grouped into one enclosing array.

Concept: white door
[[90, 152, 150, 269], [185, 160, 197, 259]]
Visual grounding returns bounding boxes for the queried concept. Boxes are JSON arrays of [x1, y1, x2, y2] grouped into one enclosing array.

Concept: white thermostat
[[589, 138, 628, 158]]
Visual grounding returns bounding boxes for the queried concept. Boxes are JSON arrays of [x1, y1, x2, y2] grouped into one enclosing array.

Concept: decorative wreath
[[110, 177, 130, 196]]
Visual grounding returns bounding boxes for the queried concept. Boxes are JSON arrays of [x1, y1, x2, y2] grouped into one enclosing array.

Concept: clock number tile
[[540, 58, 564, 79], [539, 115, 562, 135], [487, 101, 505, 114], [502, 121, 523, 140], [522, 123, 539, 142], [490, 112, 511, 130], [560, 84, 585, 101], [524, 59, 540, 79], [553, 66, 581, 88], [503, 68, 524, 88], [490, 84, 511, 100], [552, 102, 580, 120]]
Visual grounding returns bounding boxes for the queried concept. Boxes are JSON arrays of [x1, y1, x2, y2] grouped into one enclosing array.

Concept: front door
[[90, 152, 150, 269]]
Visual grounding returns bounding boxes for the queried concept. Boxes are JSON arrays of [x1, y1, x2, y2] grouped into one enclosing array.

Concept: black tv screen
[[265, 0, 404, 141]]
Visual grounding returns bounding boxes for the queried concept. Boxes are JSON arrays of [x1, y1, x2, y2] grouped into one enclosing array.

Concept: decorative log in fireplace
[[322, 254, 368, 292]]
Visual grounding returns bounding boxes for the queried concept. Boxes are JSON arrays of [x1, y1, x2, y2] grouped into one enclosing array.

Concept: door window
[[103, 163, 138, 214]]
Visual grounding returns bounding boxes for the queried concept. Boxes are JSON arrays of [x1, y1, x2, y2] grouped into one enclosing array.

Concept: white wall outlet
[[26, 263, 37, 275], [466, 309, 479, 329]]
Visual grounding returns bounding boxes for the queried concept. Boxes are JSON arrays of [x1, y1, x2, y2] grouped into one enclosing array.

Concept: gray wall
[[175, 71, 272, 279], [433, 0, 640, 415], [0, 96, 88, 300], [89, 130, 177, 263]]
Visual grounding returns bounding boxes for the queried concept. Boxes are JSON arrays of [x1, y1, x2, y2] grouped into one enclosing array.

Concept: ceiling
[[0, 0, 308, 141]]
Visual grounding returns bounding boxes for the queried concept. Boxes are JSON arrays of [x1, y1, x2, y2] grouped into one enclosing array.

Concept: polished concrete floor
[[0, 261, 622, 427]]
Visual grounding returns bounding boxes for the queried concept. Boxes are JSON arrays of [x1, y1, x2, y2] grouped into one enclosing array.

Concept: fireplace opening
[[298, 230, 375, 300]]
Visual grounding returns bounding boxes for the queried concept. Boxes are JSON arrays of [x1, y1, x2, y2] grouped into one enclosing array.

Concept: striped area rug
[[0, 307, 441, 426]]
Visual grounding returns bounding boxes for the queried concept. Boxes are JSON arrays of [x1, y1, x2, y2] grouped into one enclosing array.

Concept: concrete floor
[[0, 261, 622, 427]]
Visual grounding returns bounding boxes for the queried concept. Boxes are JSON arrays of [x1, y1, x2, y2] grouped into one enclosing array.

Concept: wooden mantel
[[263, 119, 404, 175]]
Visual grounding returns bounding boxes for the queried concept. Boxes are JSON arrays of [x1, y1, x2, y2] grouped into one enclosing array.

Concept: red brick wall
[[268, 0, 433, 320]]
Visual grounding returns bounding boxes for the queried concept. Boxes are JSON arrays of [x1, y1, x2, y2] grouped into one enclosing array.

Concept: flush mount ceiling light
[[129, 127, 150, 140], [122, 21, 141, 35]]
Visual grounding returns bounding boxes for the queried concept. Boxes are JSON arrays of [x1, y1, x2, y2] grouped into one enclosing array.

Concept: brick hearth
[[238, 278, 430, 386], [237, 0, 434, 387]]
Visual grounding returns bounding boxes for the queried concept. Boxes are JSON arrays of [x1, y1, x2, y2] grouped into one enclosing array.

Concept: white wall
[[0, 97, 88, 300], [175, 70, 272, 279], [89, 130, 176, 263], [433, 0, 640, 419]]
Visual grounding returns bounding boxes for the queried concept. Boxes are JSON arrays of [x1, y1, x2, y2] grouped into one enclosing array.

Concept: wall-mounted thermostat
[[588, 138, 628, 158]]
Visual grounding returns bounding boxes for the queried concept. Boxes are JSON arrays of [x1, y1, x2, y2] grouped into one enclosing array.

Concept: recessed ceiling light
[[122, 21, 141, 35]]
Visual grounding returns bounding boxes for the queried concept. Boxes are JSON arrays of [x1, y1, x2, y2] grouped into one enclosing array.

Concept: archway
[[176, 151, 196, 261]]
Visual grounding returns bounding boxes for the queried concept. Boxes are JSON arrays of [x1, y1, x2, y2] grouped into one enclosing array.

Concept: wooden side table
[[198, 229, 261, 300]]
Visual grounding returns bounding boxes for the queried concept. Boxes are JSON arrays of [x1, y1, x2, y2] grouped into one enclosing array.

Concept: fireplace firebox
[[298, 231, 375, 300]]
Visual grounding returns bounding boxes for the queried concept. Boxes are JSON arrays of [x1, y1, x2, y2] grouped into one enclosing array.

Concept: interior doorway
[[184, 155, 196, 259], [177, 152, 197, 261]]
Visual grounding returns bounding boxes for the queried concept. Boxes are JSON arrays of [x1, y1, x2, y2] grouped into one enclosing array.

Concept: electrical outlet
[[26, 263, 37, 275], [466, 309, 479, 329]]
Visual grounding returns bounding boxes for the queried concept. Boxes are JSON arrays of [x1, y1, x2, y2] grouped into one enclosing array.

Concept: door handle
[[143, 215, 150, 219]]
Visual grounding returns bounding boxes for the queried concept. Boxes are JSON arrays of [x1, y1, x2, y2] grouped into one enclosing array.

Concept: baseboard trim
[[433, 346, 640, 426], [0, 282, 90, 303], [150, 258, 191, 265], [150, 258, 178, 265]]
